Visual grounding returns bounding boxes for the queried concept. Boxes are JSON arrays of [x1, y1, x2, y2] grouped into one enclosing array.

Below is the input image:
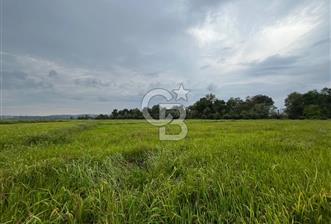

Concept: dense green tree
[[188, 94, 216, 118], [77, 115, 92, 120], [92, 87, 329, 120], [110, 108, 142, 119], [96, 114, 109, 119], [319, 88, 331, 118], [111, 109, 118, 119], [188, 94, 276, 119], [225, 97, 245, 119], [129, 108, 143, 119], [285, 88, 331, 119], [246, 95, 275, 119], [303, 105, 321, 119], [285, 92, 304, 119], [212, 99, 226, 118], [150, 105, 160, 119]]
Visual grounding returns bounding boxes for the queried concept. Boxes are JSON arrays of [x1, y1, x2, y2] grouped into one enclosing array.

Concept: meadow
[[0, 120, 330, 223]]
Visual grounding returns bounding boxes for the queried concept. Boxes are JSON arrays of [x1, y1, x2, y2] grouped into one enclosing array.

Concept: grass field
[[0, 120, 330, 223]]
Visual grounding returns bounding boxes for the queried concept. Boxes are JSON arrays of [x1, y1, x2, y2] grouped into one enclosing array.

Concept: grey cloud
[[97, 96, 111, 102], [4, 0, 194, 71], [217, 58, 226, 63], [74, 78, 110, 88], [247, 54, 302, 75], [200, 65, 210, 70], [144, 71, 161, 77], [207, 83, 217, 92], [187, 0, 230, 14], [97, 95, 142, 104], [2, 0, 329, 115], [48, 70, 59, 78], [312, 38, 330, 47], [3, 71, 52, 89]]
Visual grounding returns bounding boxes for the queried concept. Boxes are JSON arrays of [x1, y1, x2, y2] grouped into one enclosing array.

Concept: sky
[[1, 0, 330, 115]]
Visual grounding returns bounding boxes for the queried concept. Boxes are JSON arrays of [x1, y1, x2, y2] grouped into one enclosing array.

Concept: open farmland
[[0, 120, 330, 223]]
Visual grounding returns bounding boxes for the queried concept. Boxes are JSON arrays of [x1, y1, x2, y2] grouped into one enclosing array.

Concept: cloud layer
[[2, 0, 330, 115]]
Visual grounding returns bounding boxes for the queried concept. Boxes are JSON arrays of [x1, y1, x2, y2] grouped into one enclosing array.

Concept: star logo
[[173, 83, 189, 101]]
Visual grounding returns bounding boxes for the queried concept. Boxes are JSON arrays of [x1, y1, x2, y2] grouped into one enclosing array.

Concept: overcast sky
[[1, 0, 330, 115]]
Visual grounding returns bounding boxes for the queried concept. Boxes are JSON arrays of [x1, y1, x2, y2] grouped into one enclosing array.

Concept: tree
[[302, 90, 320, 105], [77, 115, 92, 120], [96, 114, 109, 119], [111, 109, 118, 119], [247, 95, 275, 119], [150, 105, 160, 119], [129, 108, 143, 119], [225, 97, 245, 119], [93, 88, 330, 120], [212, 99, 226, 118], [285, 92, 304, 119], [285, 88, 331, 119], [319, 88, 331, 118], [303, 105, 321, 119], [188, 94, 216, 118]]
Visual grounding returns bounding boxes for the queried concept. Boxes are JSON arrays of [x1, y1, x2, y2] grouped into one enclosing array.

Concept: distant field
[[0, 120, 330, 223]]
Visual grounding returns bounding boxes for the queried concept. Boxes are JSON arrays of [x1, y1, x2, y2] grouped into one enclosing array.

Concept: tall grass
[[0, 120, 330, 223]]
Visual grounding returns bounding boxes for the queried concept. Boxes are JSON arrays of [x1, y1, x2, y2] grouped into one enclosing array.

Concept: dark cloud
[[187, 0, 230, 13], [247, 54, 302, 75], [74, 78, 110, 88], [223, 47, 232, 50], [2, 0, 329, 115], [97, 96, 111, 102], [312, 38, 330, 47], [48, 70, 59, 78], [217, 58, 226, 63], [3, 0, 193, 71], [144, 71, 161, 77], [3, 71, 51, 89], [97, 95, 142, 104], [200, 65, 210, 70]]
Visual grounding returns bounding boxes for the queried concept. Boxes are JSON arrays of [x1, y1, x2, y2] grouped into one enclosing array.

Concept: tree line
[[285, 87, 331, 119], [78, 87, 330, 120]]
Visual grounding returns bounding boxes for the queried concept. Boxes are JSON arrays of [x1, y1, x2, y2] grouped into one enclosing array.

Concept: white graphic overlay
[[141, 84, 189, 140]]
